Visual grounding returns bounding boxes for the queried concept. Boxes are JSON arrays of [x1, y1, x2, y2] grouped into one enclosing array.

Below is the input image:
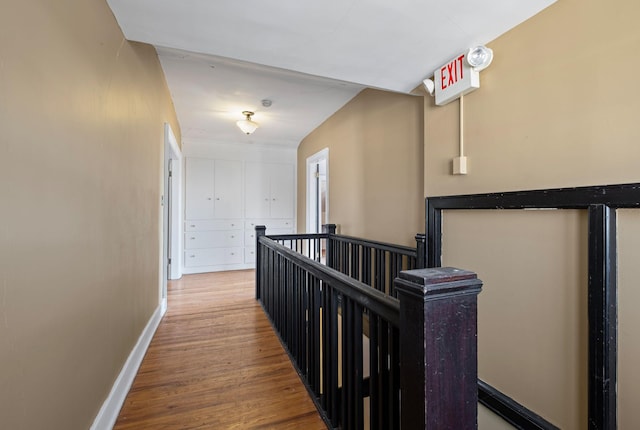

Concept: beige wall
[[297, 88, 424, 246], [0, 1, 180, 428], [425, 0, 640, 197], [443, 210, 588, 429], [298, 0, 640, 427], [617, 210, 640, 430], [424, 0, 640, 428]]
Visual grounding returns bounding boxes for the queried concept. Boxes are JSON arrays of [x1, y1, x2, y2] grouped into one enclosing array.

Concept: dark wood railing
[[425, 183, 640, 429], [265, 224, 426, 298], [324, 225, 426, 298], [256, 226, 482, 430]]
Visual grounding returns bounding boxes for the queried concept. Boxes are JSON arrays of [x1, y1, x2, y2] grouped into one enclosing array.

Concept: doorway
[[162, 123, 182, 314], [306, 148, 329, 234]]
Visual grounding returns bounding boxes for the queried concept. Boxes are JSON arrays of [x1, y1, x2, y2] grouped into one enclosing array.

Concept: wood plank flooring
[[114, 270, 327, 429]]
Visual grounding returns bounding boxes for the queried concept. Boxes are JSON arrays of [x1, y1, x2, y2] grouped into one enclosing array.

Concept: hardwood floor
[[114, 270, 327, 429]]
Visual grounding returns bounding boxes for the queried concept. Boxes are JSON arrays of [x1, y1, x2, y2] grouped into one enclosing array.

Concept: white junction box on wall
[[453, 156, 468, 175]]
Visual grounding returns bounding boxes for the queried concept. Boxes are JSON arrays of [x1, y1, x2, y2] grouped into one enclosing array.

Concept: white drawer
[[245, 220, 266, 230], [184, 231, 242, 249], [245, 230, 257, 246], [184, 248, 243, 267], [268, 228, 294, 236], [245, 219, 294, 231], [245, 247, 257, 265], [244, 227, 293, 251], [185, 220, 242, 231]]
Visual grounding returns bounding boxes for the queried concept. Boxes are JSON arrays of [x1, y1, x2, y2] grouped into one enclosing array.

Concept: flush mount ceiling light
[[466, 45, 494, 71], [236, 111, 259, 135]]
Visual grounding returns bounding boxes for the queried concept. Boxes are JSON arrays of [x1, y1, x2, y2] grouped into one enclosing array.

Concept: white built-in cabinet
[[185, 158, 242, 219], [183, 156, 295, 273], [245, 162, 295, 219]]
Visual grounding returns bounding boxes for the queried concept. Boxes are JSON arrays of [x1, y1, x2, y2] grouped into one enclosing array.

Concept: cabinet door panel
[[214, 160, 243, 218], [269, 164, 294, 219], [245, 163, 270, 218], [185, 158, 215, 219]]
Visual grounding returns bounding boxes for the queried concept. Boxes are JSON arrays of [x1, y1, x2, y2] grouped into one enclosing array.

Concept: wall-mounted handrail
[[425, 182, 639, 429]]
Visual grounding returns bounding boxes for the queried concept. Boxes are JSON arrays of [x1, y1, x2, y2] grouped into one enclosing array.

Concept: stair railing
[[256, 225, 482, 430]]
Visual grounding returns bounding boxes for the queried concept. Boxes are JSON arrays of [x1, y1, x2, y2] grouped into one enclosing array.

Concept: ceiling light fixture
[[466, 45, 494, 71], [236, 111, 259, 135], [422, 78, 435, 96]]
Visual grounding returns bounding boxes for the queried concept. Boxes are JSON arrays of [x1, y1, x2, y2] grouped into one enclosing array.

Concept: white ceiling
[[106, 0, 556, 147]]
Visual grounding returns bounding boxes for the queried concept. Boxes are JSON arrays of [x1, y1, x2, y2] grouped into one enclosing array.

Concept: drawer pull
[[190, 255, 195, 258], [231, 223, 235, 227], [190, 224, 196, 227], [190, 237, 195, 240], [231, 235, 235, 238], [207, 197, 212, 200]]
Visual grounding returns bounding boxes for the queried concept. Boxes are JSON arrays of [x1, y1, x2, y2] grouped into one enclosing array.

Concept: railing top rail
[[259, 236, 400, 325], [262, 229, 418, 257], [265, 232, 328, 240], [328, 233, 417, 256]]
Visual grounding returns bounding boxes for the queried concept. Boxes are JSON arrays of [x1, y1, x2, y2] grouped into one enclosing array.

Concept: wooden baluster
[[415, 233, 426, 269], [322, 223, 337, 269], [255, 225, 266, 300], [369, 313, 380, 430]]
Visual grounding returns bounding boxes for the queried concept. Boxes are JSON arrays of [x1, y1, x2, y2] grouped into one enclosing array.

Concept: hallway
[[114, 270, 326, 429]]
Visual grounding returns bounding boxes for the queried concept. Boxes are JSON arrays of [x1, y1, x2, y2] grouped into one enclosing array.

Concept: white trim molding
[[90, 305, 165, 430]]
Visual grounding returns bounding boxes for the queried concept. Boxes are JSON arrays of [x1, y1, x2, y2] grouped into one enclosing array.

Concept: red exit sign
[[434, 53, 480, 106]]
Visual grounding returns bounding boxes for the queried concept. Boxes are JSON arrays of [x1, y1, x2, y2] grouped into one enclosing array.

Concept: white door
[[166, 159, 173, 277], [162, 123, 182, 313], [214, 159, 242, 218], [185, 158, 215, 219], [245, 162, 270, 218], [269, 164, 294, 219]]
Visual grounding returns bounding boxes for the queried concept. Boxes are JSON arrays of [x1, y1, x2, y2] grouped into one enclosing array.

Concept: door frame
[[306, 148, 329, 233], [161, 123, 182, 314]]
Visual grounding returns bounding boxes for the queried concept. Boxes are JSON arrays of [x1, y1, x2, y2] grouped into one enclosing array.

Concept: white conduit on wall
[[459, 94, 464, 158]]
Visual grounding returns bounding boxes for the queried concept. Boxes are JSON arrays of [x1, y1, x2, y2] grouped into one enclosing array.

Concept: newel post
[[322, 223, 337, 269], [394, 267, 482, 430], [255, 225, 266, 300]]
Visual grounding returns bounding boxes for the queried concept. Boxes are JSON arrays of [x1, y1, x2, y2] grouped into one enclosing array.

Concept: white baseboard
[[90, 304, 166, 430]]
